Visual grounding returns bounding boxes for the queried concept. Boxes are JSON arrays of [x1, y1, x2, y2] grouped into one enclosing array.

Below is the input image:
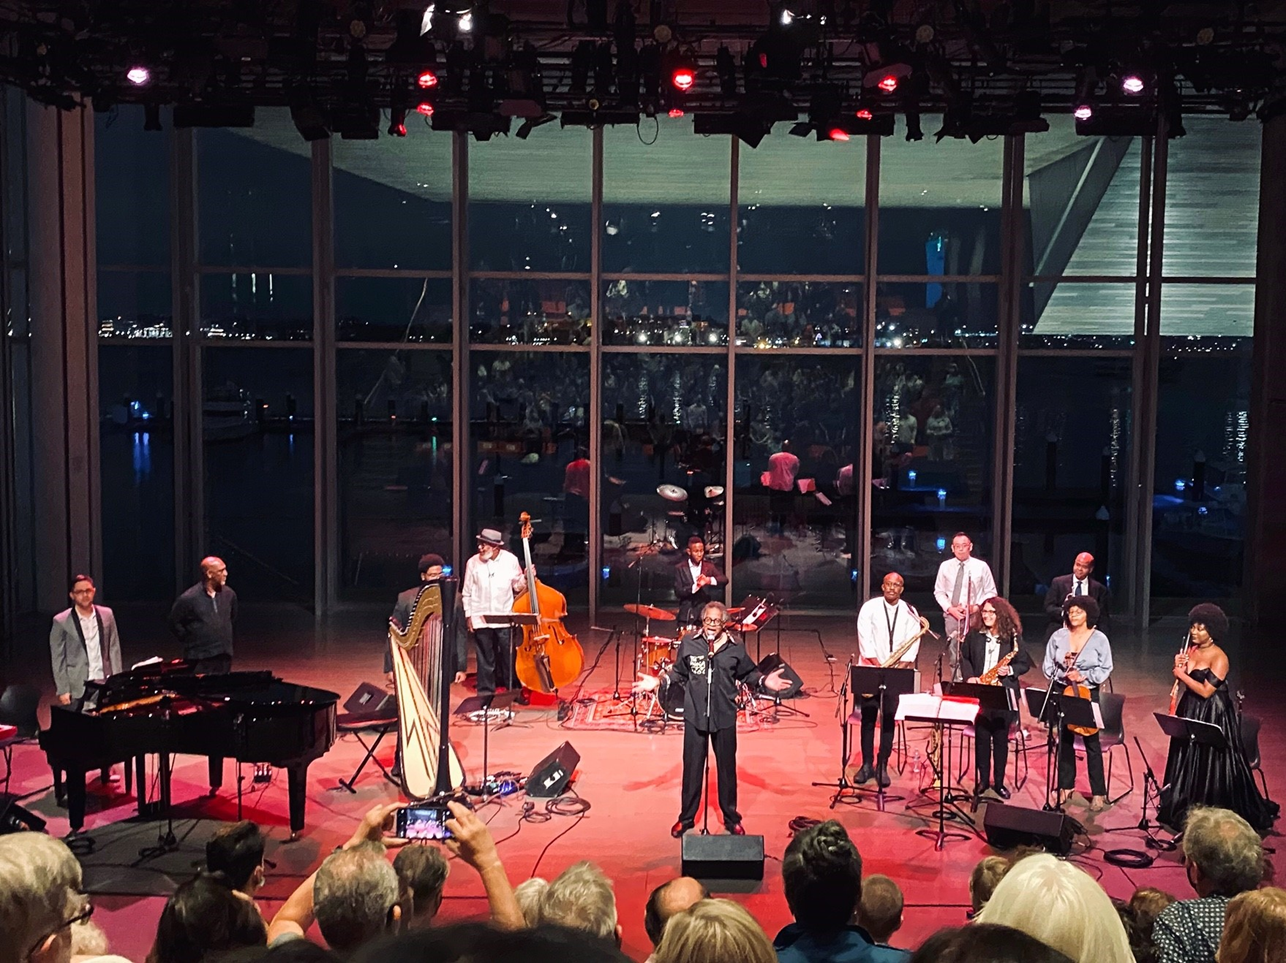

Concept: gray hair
[[0, 833, 83, 963], [514, 877, 549, 927], [1183, 807, 1264, 896], [539, 862, 618, 941], [313, 842, 399, 952]]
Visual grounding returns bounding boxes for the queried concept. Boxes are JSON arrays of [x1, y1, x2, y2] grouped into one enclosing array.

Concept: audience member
[[856, 876, 904, 948], [1119, 888, 1177, 963], [147, 872, 268, 963], [1218, 887, 1286, 963], [775, 819, 910, 963], [968, 856, 1010, 917], [1154, 807, 1265, 963], [392, 844, 450, 929], [536, 861, 621, 946], [0, 832, 128, 963], [350, 921, 631, 963], [207, 821, 268, 899], [975, 853, 1133, 963], [513, 878, 549, 926], [908, 924, 1074, 963], [656, 899, 776, 963], [644, 877, 710, 951]]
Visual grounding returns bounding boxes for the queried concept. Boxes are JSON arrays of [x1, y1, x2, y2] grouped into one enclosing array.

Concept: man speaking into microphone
[[638, 601, 790, 838]]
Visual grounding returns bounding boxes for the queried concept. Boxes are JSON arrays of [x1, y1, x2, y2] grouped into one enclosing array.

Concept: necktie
[[951, 560, 966, 606], [1074, 580, 1083, 596]]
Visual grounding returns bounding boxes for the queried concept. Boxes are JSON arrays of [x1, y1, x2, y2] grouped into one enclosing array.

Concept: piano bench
[[336, 714, 400, 793]]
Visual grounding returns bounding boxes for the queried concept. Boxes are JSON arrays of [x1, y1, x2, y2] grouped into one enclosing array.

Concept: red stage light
[[417, 69, 439, 89], [416, 102, 435, 117], [827, 127, 850, 141], [668, 108, 685, 118], [877, 73, 899, 93], [855, 109, 873, 120], [671, 68, 695, 91], [1073, 104, 1093, 121]]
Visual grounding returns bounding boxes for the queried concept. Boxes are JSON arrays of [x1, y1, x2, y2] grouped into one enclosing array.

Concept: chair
[[335, 707, 400, 793], [0, 684, 42, 794], [1074, 691, 1133, 804], [1240, 714, 1271, 800]]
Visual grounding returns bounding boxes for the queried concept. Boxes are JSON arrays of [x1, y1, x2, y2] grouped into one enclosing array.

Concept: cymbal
[[642, 635, 676, 646], [704, 485, 725, 499], [624, 603, 677, 621], [657, 483, 688, 502]]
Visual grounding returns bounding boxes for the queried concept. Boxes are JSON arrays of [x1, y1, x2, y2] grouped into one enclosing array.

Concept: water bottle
[[911, 748, 923, 776]]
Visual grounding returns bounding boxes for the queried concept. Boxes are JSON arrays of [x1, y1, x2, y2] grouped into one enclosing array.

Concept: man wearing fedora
[[460, 528, 528, 701]]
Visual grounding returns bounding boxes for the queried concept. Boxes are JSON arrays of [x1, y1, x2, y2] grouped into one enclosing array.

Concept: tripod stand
[[812, 660, 901, 813]]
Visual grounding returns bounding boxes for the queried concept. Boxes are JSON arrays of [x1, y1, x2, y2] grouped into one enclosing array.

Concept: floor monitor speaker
[[983, 803, 1073, 856], [528, 741, 580, 797], [681, 833, 765, 881]]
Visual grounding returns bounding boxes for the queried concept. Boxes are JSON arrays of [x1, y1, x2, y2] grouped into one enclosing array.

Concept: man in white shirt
[[933, 533, 997, 680], [854, 572, 923, 788], [460, 528, 527, 700]]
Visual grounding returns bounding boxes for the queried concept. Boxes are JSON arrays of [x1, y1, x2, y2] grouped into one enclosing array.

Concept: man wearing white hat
[[460, 528, 527, 699]]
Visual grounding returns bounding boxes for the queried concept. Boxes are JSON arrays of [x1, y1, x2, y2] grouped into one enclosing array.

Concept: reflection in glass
[[599, 354, 727, 611], [96, 107, 170, 267], [602, 279, 728, 346], [99, 271, 172, 339], [1011, 357, 1130, 616], [737, 281, 862, 348], [197, 114, 311, 267], [337, 349, 453, 599], [1020, 281, 1135, 348], [471, 279, 592, 345], [603, 114, 731, 274], [200, 272, 312, 341], [333, 122, 452, 270], [879, 128, 1003, 275], [1152, 345, 1251, 599], [874, 281, 997, 348], [870, 357, 994, 605], [338, 276, 452, 343], [203, 348, 314, 602], [469, 352, 590, 608], [99, 345, 174, 600], [470, 127, 591, 271], [1159, 283, 1255, 338], [731, 357, 860, 611]]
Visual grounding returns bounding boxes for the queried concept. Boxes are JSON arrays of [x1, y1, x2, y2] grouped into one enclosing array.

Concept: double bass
[[513, 512, 585, 693]]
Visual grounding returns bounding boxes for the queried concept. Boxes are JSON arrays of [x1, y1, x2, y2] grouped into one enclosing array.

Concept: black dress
[[1158, 668, 1276, 833]]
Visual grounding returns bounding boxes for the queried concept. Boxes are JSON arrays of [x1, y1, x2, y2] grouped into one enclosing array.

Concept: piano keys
[[40, 661, 339, 838]]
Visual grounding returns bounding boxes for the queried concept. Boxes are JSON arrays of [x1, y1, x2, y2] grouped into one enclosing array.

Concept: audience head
[[782, 819, 863, 933], [644, 877, 709, 948], [392, 844, 450, 928], [0, 832, 88, 963], [1182, 806, 1264, 897], [537, 862, 620, 945], [975, 853, 1134, 963], [909, 924, 1075, 963], [148, 872, 267, 963], [654, 899, 776, 963], [1219, 887, 1286, 963], [856, 874, 903, 944], [313, 842, 400, 953], [969, 855, 1012, 915], [1127, 887, 1176, 932], [513, 878, 549, 927], [206, 821, 267, 896], [350, 921, 631, 963]]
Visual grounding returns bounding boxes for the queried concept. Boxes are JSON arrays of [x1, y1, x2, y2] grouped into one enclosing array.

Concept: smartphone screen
[[395, 805, 453, 841]]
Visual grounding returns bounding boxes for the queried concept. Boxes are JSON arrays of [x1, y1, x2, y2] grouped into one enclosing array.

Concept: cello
[[512, 512, 585, 693]]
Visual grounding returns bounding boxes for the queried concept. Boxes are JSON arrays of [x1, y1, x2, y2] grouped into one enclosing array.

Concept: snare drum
[[641, 635, 677, 669]]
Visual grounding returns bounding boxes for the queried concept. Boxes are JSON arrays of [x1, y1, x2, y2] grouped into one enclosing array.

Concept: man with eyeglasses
[[0, 832, 127, 963], [637, 601, 791, 837]]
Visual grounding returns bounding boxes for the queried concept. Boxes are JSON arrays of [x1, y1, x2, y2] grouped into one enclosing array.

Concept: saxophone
[[882, 617, 932, 668], [979, 640, 1018, 685]]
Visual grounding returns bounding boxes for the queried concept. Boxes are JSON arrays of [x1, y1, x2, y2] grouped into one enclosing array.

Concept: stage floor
[[6, 607, 1283, 961]]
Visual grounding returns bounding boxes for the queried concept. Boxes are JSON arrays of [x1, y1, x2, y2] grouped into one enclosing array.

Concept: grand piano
[[40, 661, 339, 838]]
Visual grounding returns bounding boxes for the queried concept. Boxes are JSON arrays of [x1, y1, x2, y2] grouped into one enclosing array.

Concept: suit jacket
[[959, 631, 1031, 720], [673, 559, 727, 623], [384, 581, 468, 678], [50, 605, 123, 699], [1044, 574, 1111, 629]]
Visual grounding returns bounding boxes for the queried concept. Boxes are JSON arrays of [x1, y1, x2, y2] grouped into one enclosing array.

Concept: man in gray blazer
[[50, 574, 124, 705]]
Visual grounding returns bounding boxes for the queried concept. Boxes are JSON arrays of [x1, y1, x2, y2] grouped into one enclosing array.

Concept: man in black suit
[[1044, 552, 1111, 633], [673, 537, 726, 625]]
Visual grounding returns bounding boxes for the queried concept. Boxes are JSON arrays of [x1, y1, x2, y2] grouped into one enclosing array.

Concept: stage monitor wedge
[[681, 833, 765, 883], [983, 803, 1073, 856], [528, 741, 580, 797]]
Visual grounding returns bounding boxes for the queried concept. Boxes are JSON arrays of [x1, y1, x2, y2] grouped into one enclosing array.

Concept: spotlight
[[876, 73, 899, 93], [671, 63, 696, 91], [855, 108, 873, 120], [1074, 104, 1093, 120], [126, 65, 151, 86], [417, 68, 438, 88], [1121, 74, 1145, 94], [668, 108, 685, 117], [417, 101, 435, 116], [458, 11, 473, 33], [826, 127, 849, 141], [780, 8, 794, 25]]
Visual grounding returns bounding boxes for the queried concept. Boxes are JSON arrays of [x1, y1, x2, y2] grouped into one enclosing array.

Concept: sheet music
[[895, 692, 980, 724]]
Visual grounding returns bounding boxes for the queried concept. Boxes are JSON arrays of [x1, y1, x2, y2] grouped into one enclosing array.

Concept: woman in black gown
[[1158, 603, 1276, 833]]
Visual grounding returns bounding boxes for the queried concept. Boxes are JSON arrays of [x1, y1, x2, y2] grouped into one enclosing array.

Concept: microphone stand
[[699, 631, 716, 836]]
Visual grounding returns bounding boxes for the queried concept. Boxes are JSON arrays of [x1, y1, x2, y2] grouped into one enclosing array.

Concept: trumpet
[[1169, 629, 1191, 715]]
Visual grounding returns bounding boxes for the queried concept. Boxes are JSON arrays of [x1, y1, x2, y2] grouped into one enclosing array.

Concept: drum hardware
[[657, 483, 688, 502]]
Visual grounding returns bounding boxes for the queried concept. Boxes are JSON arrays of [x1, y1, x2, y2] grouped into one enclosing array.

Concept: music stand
[[944, 682, 1013, 805], [1025, 685, 1102, 812], [456, 689, 521, 797], [896, 692, 981, 850], [830, 665, 918, 811], [733, 595, 777, 662], [1153, 712, 1228, 752]]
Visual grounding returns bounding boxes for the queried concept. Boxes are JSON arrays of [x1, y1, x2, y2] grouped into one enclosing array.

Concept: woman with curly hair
[[960, 597, 1030, 800], [1157, 603, 1277, 832]]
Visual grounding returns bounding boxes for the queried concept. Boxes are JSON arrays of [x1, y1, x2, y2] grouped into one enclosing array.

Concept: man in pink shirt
[[766, 441, 800, 533]]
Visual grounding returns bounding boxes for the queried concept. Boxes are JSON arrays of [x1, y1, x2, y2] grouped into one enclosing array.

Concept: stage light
[[417, 68, 438, 88], [780, 8, 794, 25], [458, 11, 473, 32], [671, 64, 695, 91], [417, 101, 435, 116], [668, 108, 685, 117], [1121, 74, 1145, 94], [126, 65, 151, 86], [1074, 104, 1093, 120], [877, 73, 899, 93], [827, 127, 849, 141], [855, 108, 873, 120]]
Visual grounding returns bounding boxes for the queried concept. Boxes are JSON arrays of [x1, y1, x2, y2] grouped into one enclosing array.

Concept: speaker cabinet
[[528, 741, 580, 797], [340, 682, 396, 720], [983, 803, 1073, 856], [681, 833, 765, 881]]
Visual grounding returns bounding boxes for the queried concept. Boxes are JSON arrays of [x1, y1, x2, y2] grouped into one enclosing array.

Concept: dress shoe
[[994, 785, 1011, 800], [976, 781, 991, 797], [876, 763, 891, 789], [727, 822, 746, 836], [853, 764, 876, 785], [671, 820, 694, 838], [515, 688, 531, 706]]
